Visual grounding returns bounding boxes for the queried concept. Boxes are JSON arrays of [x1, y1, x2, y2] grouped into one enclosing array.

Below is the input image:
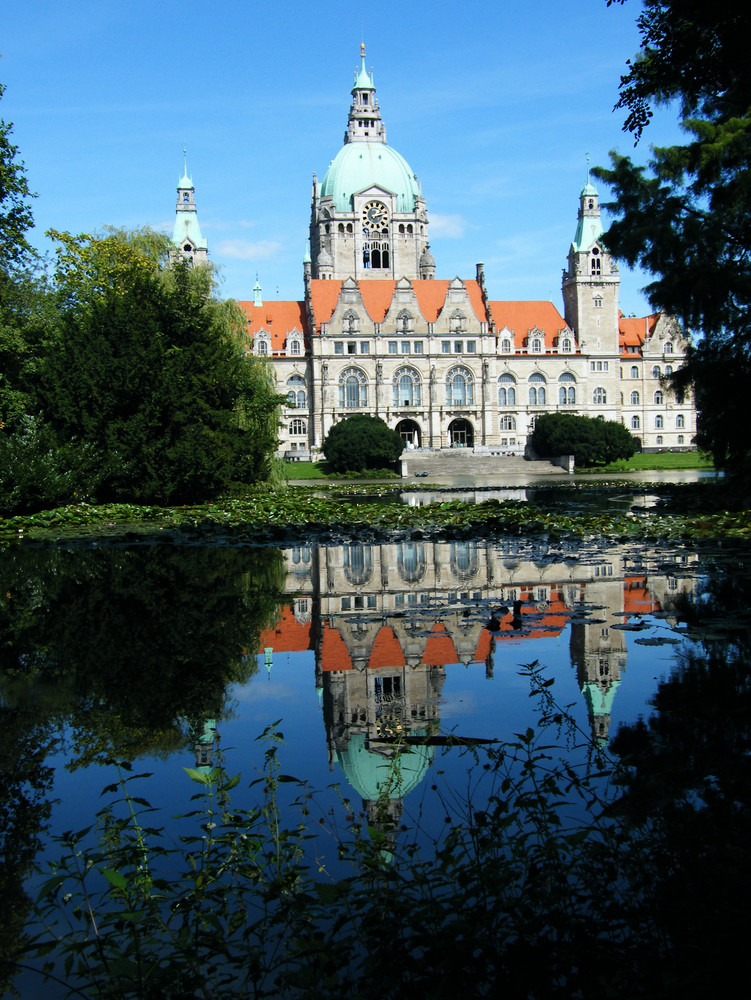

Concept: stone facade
[[175, 47, 696, 459]]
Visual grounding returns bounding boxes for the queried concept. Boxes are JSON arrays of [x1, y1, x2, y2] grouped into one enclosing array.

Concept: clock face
[[363, 200, 389, 227]]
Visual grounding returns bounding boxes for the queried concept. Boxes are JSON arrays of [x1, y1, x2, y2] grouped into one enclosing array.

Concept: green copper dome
[[320, 141, 420, 214], [336, 731, 432, 802]]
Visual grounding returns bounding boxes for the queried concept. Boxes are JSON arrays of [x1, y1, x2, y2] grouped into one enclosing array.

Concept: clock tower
[[310, 45, 430, 281]]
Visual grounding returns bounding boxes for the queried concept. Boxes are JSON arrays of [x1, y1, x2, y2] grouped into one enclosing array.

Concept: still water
[[0, 513, 744, 995]]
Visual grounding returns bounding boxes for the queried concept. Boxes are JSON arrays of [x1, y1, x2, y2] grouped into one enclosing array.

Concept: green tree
[[531, 412, 636, 467], [322, 414, 404, 473], [596, 3, 751, 477], [35, 230, 281, 504], [0, 82, 35, 279]]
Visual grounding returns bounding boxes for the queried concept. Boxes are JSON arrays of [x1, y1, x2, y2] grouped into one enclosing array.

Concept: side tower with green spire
[[172, 152, 208, 266], [561, 180, 620, 357]]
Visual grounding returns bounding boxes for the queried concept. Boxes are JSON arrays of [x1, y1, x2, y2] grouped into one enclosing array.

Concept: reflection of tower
[[321, 626, 445, 834], [570, 565, 627, 742], [192, 719, 218, 772]]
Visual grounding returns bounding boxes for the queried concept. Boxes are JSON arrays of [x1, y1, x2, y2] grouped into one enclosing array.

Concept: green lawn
[[588, 451, 715, 473], [282, 461, 399, 481]]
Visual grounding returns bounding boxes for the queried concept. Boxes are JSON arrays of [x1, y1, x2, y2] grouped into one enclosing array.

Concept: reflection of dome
[[336, 731, 432, 801], [320, 142, 420, 214]]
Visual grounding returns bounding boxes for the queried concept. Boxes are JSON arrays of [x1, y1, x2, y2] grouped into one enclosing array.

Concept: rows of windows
[[498, 336, 574, 354], [628, 363, 675, 378], [630, 414, 687, 430]]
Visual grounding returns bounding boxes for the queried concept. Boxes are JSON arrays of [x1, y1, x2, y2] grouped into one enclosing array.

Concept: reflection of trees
[[1, 544, 285, 742], [0, 704, 57, 996], [0, 542, 285, 989], [607, 558, 751, 992]]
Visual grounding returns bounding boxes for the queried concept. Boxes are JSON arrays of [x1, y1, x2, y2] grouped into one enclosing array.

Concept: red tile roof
[[421, 623, 460, 667], [623, 576, 661, 615], [258, 605, 312, 653], [320, 622, 354, 671], [619, 314, 660, 356], [489, 301, 570, 350], [368, 626, 407, 669], [238, 300, 306, 351], [309, 279, 487, 331]]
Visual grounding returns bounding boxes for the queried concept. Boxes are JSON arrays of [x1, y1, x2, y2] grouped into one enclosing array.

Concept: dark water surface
[[1, 512, 749, 996]]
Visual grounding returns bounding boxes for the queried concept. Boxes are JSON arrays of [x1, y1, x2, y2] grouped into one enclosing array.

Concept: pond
[[2, 514, 749, 997]]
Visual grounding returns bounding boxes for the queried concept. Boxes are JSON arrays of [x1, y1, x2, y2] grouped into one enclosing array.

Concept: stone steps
[[401, 450, 569, 477]]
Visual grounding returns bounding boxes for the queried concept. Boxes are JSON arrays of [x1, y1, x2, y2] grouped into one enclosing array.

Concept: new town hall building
[[173, 46, 696, 460]]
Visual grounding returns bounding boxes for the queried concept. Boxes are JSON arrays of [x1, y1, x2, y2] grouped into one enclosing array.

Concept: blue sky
[[3, 0, 682, 314]]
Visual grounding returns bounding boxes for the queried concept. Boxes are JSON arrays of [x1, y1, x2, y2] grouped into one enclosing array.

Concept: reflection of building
[[258, 540, 698, 769], [173, 45, 697, 458]]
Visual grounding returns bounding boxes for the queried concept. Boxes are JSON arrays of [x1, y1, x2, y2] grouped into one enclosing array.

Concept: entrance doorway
[[448, 418, 474, 448], [396, 419, 421, 449]]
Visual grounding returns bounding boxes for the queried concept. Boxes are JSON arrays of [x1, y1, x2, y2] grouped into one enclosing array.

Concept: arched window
[[593, 387, 607, 404], [558, 372, 576, 405], [631, 415, 640, 430], [561, 338, 572, 353], [630, 366, 639, 378], [630, 391, 640, 405], [450, 541, 477, 578], [665, 364, 673, 375], [665, 342, 673, 354], [678, 435, 684, 445], [501, 338, 512, 354], [450, 310, 466, 334], [656, 435, 663, 445], [655, 415, 664, 429], [676, 414, 685, 429], [654, 390, 664, 404], [343, 544, 371, 585], [446, 366, 473, 406], [498, 373, 516, 406], [398, 542, 425, 583], [397, 310, 414, 334], [500, 415, 516, 431], [286, 375, 306, 409], [290, 339, 301, 355], [339, 368, 367, 408], [529, 372, 546, 406], [289, 418, 306, 435], [652, 365, 661, 378], [591, 247, 601, 275], [256, 339, 268, 355], [532, 338, 542, 353], [393, 367, 421, 407]]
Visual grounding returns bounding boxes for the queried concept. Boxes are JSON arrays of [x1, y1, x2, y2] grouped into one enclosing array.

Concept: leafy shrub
[[531, 412, 637, 467], [322, 415, 404, 473]]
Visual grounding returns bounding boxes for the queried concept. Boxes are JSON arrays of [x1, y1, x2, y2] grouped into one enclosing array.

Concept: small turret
[[171, 151, 208, 265]]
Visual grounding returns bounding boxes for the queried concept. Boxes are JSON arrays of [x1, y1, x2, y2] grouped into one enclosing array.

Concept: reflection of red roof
[[619, 314, 660, 356], [369, 626, 407, 669], [421, 623, 459, 666], [238, 300, 307, 352], [258, 605, 311, 652], [309, 279, 486, 330], [473, 628, 493, 662], [489, 301, 570, 350], [320, 622, 353, 672], [494, 592, 570, 642], [624, 576, 661, 614]]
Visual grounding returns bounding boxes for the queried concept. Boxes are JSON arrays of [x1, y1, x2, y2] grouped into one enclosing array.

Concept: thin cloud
[[216, 239, 283, 261], [429, 214, 467, 238]]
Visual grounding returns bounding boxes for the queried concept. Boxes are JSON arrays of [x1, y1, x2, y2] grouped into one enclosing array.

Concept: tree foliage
[[0, 83, 35, 279], [322, 414, 404, 473], [531, 412, 636, 467], [597, 3, 751, 477]]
